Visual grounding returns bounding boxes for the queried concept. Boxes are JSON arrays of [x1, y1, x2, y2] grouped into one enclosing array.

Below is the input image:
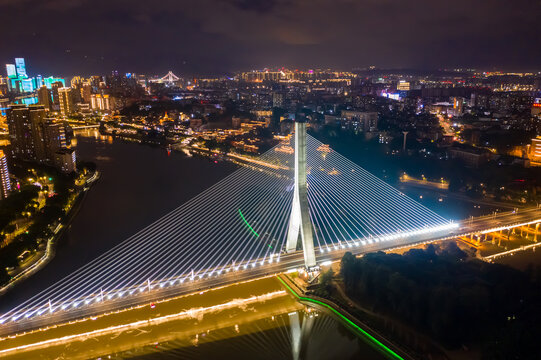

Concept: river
[[1, 131, 238, 311], [1, 131, 489, 359]]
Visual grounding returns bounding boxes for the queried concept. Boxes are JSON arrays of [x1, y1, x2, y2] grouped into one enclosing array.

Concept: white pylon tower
[[286, 119, 317, 269]]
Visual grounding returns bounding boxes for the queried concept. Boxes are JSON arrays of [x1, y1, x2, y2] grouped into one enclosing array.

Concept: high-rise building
[[54, 148, 76, 173], [81, 83, 92, 103], [90, 94, 115, 111], [50, 81, 62, 108], [6, 104, 49, 161], [5, 64, 16, 79], [37, 86, 52, 110], [58, 87, 74, 115], [43, 120, 66, 161], [6, 104, 75, 171], [272, 92, 284, 108], [0, 150, 11, 199], [43, 77, 65, 89], [6, 104, 40, 161], [15, 58, 27, 78], [29, 106, 47, 162]]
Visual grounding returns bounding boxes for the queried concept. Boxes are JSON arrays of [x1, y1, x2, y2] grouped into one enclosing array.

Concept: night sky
[[1, 0, 540, 77]]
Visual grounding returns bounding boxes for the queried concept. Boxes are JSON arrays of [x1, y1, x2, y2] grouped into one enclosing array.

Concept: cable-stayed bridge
[[1, 122, 540, 336], [151, 71, 181, 84]]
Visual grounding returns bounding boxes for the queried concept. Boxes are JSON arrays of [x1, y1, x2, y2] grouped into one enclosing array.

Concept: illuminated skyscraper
[[0, 151, 11, 199], [37, 86, 52, 110], [81, 83, 92, 103], [54, 148, 76, 173], [58, 87, 74, 115], [43, 77, 65, 89], [15, 58, 27, 78], [6, 104, 46, 161], [43, 120, 67, 161], [5, 64, 16, 78]]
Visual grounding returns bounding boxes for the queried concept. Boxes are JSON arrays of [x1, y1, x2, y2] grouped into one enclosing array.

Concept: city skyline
[[0, 2, 540, 357], [1, 0, 540, 77]]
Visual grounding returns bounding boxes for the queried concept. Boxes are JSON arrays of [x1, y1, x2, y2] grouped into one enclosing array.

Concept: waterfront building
[[0, 150, 11, 199], [54, 148, 76, 173], [43, 120, 67, 161]]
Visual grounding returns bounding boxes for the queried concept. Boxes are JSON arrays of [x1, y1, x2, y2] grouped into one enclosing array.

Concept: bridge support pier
[[286, 120, 317, 269]]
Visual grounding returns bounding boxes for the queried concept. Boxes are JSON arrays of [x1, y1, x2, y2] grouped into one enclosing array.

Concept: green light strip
[[238, 209, 260, 237], [276, 276, 404, 360]]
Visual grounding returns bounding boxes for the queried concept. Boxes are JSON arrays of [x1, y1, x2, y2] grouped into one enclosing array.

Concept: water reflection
[[110, 308, 385, 360]]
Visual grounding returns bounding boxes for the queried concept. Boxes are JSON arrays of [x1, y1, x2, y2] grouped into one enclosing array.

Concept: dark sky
[[0, 0, 540, 77]]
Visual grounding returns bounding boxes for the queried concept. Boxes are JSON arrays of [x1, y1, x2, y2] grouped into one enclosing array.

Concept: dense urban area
[[1, 58, 541, 359]]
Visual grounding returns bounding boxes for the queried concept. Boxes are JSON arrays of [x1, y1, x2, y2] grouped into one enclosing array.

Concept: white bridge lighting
[[1, 134, 455, 324]]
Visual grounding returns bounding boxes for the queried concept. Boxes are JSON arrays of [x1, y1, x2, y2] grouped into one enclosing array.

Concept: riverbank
[[278, 274, 410, 360], [0, 170, 100, 296]]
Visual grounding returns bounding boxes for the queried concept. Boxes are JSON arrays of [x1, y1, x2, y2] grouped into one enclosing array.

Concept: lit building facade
[[0, 150, 11, 199], [58, 87, 74, 115]]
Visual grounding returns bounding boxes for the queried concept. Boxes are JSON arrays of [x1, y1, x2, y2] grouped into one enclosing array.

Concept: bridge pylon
[[286, 118, 317, 269]]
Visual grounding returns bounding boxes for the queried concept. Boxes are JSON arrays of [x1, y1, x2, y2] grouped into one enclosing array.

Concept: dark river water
[[1, 132, 238, 311], [1, 131, 496, 311], [1, 131, 499, 359], [123, 309, 387, 360]]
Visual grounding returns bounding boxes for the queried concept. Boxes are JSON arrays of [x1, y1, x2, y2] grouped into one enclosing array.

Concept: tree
[[319, 267, 334, 289]]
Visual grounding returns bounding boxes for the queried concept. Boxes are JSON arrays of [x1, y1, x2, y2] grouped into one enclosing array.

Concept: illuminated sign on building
[[43, 77, 66, 89], [21, 78, 35, 92], [15, 58, 27, 78], [5, 64, 16, 78]]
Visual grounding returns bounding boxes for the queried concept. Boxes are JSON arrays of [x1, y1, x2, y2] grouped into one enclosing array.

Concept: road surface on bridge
[[1, 207, 539, 337]]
